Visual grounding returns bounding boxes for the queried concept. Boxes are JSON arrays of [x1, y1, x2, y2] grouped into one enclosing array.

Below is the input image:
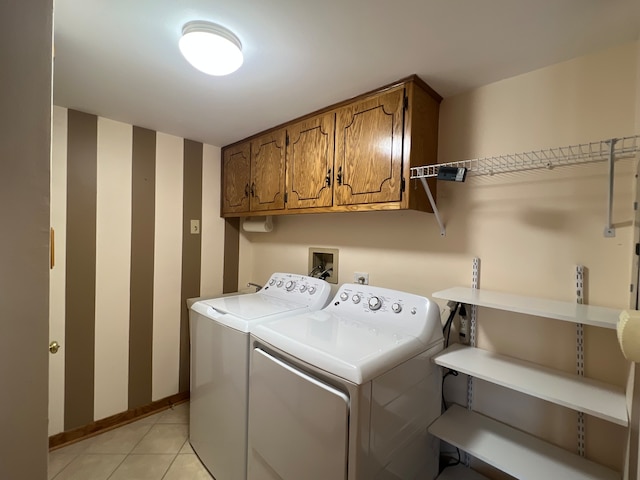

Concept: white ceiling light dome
[[179, 21, 243, 76]]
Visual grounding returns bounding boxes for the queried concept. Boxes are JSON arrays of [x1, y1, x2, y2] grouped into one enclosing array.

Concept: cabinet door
[[286, 113, 335, 209], [334, 87, 405, 206], [250, 130, 286, 212], [221, 142, 251, 215]]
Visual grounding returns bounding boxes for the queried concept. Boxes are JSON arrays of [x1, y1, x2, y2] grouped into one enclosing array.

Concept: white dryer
[[189, 273, 331, 480], [248, 283, 444, 480]]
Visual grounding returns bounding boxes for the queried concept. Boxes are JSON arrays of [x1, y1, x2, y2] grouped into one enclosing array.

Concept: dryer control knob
[[285, 280, 295, 291], [299, 285, 307, 293], [269, 279, 276, 286], [276, 280, 284, 288], [352, 294, 361, 304], [368, 296, 382, 311], [391, 303, 402, 313], [308, 286, 317, 295], [340, 292, 349, 301]]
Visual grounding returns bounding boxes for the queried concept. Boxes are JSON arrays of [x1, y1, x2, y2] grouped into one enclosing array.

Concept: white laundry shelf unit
[[433, 343, 627, 426], [428, 405, 620, 480], [436, 464, 490, 480], [430, 284, 625, 480], [432, 287, 619, 330]]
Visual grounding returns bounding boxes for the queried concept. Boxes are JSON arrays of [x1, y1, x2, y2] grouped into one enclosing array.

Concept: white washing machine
[[189, 273, 331, 480], [248, 283, 444, 480]]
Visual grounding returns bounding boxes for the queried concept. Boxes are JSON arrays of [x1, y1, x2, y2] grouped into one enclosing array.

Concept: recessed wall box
[[308, 247, 339, 284]]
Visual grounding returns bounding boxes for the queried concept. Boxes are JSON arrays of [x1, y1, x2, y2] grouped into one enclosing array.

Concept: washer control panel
[[262, 272, 331, 308], [325, 283, 441, 342]]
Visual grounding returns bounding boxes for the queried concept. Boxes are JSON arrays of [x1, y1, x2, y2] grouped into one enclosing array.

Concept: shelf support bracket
[[419, 177, 446, 236], [604, 139, 617, 238]]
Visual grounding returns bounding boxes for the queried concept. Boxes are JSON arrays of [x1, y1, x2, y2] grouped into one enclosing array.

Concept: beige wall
[[0, 0, 52, 478], [238, 41, 639, 476]]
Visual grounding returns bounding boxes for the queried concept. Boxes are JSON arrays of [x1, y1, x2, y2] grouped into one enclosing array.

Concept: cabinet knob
[[250, 183, 255, 197], [244, 184, 249, 197], [325, 169, 332, 187], [336, 166, 342, 186]]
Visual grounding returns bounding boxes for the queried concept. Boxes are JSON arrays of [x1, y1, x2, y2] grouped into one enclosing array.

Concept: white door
[[248, 348, 349, 480], [48, 106, 68, 436]]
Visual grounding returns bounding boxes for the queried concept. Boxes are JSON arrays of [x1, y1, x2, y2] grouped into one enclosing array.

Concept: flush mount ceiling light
[[179, 21, 243, 76]]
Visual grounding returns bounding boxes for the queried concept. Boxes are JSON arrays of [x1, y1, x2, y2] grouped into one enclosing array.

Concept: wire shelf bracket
[[411, 135, 640, 237]]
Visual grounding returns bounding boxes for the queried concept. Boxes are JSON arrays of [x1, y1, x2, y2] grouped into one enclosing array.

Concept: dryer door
[[248, 348, 349, 480]]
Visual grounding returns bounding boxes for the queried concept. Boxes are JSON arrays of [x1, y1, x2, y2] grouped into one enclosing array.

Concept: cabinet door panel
[[221, 143, 251, 214], [251, 131, 286, 212], [335, 88, 404, 206], [286, 113, 335, 209]]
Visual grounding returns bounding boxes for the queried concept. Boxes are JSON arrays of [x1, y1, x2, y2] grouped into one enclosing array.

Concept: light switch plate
[[190, 219, 200, 234]]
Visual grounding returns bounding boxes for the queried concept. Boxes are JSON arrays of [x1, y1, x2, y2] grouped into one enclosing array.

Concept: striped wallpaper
[[49, 106, 227, 435]]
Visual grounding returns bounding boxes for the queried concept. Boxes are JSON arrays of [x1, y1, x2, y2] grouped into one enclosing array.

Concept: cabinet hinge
[[403, 95, 408, 111], [401, 178, 406, 192], [284, 192, 288, 203]]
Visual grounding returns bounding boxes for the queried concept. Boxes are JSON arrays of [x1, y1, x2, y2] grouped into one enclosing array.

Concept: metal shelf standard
[[411, 135, 640, 236]]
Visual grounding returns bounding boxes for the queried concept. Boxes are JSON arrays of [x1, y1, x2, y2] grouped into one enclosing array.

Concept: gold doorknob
[[49, 341, 60, 354]]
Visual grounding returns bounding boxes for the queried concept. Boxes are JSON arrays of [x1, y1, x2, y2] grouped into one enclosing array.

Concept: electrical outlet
[[354, 272, 369, 285]]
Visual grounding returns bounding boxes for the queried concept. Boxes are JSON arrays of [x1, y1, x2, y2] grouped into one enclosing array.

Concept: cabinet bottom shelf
[[428, 405, 620, 480]]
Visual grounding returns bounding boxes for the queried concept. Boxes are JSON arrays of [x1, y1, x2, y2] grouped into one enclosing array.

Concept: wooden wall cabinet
[[220, 75, 441, 218], [286, 112, 335, 210], [221, 142, 251, 214], [334, 86, 404, 207], [250, 130, 286, 212]]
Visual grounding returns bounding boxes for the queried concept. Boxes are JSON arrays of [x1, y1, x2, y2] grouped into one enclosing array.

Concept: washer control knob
[[340, 292, 349, 302], [352, 294, 361, 304], [308, 286, 317, 295], [276, 280, 284, 288], [368, 296, 382, 311], [285, 280, 295, 291], [299, 285, 307, 293], [391, 303, 402, 313], [269, 279, 276, 286]]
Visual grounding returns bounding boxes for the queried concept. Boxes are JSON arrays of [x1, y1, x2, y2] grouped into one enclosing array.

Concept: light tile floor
[[48, 402, 213, 480]]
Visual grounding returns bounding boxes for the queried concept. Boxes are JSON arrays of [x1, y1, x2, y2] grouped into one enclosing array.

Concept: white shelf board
[[434, 344, 627, 426], [437, 465, 490, 480], [433, 287, 620, 330], [428, 405, 620, 480]]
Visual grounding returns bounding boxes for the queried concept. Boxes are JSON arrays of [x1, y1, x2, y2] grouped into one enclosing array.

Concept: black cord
[[442, 302, 459, 348]]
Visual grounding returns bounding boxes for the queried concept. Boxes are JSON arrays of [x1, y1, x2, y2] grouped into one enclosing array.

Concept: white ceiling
[[53, 0, 640, 148]]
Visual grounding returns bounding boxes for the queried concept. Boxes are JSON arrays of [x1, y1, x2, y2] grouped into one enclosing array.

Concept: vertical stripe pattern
[[179, 140, 203, 392], [223, 218, 241, 293], [152, 133, 184, 400], [50, 108, 223, 436], [65, 109, 98, 430], [94, 118, 133, 420], [200, 144, 225, 297], [128, 126, 156, 409]]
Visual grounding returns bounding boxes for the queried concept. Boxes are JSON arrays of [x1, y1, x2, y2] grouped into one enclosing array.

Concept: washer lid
[[252, 310, 430, 384], [192, 294, 310, 333]]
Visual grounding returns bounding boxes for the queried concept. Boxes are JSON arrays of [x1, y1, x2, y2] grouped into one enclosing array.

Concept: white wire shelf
[[412, 135, 640, 236], [411, 135, 640, 179]]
